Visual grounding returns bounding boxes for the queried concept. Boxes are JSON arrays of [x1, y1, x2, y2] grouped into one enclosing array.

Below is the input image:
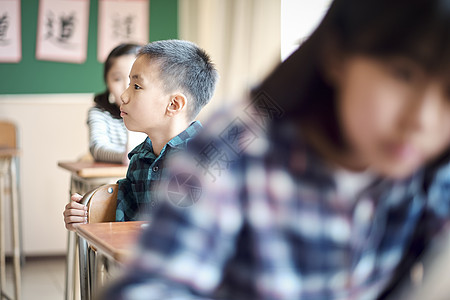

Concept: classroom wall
[[0, 95, 92, 255], [0, 0, 178, 94], [0, 0, 178, 255]]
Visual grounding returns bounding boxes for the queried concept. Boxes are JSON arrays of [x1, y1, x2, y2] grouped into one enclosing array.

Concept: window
[[281, 0, 332, 60]]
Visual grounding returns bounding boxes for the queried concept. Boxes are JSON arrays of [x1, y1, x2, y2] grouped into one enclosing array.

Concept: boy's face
[[334, 55, 450, 179], [120, 55, 171, 135]]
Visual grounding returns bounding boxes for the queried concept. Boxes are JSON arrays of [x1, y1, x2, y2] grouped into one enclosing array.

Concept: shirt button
[[152, 166, 159, 172]]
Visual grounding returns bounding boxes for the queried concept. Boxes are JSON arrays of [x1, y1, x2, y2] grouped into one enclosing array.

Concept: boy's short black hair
[[138, 40, 218, 120]]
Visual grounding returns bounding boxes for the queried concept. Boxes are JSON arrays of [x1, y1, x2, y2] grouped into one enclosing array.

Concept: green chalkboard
[[0, 0, 178, 94]]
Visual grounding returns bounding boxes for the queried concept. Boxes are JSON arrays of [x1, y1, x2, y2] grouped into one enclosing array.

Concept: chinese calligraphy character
[[58, 13, 75, 43], [0, 13, 9, 43], [45, 11, 54, 39], [45, 11, 76, 45], [112, 14, 135, 39]]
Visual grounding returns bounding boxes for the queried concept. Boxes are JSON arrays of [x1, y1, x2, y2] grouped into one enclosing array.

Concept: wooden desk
[[76, 222, 146, 299], [58, 161, 128, 179], [76, 221, 145, 263], [0, 147, 19, 157], [58, 161, 128, 300]]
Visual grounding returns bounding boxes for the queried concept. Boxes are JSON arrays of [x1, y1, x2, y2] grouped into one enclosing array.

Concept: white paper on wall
[[36, 0, 90, 63], [0, 0, 22, 63], [97, 0, 149, 62]]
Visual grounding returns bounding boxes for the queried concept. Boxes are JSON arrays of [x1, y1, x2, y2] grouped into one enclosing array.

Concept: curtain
[[178, 0, 281, 121]]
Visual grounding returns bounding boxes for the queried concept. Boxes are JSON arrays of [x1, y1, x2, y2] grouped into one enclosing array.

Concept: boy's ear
[[166, 93, 187, 117]]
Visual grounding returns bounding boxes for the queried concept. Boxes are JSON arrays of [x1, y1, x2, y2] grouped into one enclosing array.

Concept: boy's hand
[[63, 193, 88, 231]]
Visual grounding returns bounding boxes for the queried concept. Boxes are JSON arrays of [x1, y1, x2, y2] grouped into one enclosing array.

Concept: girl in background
[[88, 43, 142, 163]]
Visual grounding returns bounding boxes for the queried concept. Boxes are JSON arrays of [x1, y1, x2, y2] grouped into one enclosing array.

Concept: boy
[[63, 40, 218, 229]]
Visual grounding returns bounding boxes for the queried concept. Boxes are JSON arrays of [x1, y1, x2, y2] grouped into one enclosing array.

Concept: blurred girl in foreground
[[103, 0, 450, 299]]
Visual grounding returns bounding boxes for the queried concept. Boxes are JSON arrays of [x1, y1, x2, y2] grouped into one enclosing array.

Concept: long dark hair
[[254, 0, 450, 150], [94, 43, 142, 117]]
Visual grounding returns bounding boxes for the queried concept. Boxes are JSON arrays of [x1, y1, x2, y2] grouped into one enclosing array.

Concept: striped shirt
[[115, 121, 203, 222], [103, 115, 450, 300], [87, 106, 127, 163]]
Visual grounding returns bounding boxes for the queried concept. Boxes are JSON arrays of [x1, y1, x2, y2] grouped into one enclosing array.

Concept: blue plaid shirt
[[115, 121, 203, 221], [105, 116, 450, 300]]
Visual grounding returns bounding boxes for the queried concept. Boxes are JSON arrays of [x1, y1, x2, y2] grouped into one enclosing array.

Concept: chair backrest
[[0, 121, 17, 148], [81, 184, 118, 223]]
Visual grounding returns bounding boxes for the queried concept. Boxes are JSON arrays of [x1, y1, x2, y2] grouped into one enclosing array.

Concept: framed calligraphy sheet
[[97, 0, 149, 62], [0, 0, 21, 62], [36, 0, 90, 63]]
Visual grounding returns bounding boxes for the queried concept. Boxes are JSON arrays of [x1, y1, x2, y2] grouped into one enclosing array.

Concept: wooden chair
[[82, 184, 118, 223], [0, 120, 21, 300], [64, 166, 124, 300], [77, 183, 118, 300], [0, 121, 16, 149]]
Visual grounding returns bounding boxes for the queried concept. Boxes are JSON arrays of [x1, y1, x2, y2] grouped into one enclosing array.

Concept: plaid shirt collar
[[128, 121, 203, 159]]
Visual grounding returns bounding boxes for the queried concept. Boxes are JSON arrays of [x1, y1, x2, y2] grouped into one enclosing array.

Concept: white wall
[[281, 0, 332, 60], [0, 94, 92, 255]]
